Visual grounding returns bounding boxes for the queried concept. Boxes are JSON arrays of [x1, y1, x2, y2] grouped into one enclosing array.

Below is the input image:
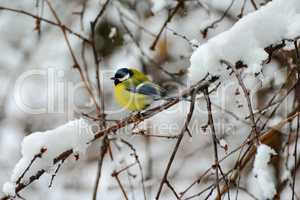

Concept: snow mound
[[190, 0, 300, 84], [3, 118, 93, 195], [248, 144, 277, 200]]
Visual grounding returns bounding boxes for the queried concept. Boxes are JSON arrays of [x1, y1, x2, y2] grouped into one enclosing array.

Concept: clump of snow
[[189, 39, 200, 50], [4, 118, 93, 191], [248, 144, 277, 200], [150, 0, 175, 13], [189, 0, 300, 84], [2, 182, 16, 196]]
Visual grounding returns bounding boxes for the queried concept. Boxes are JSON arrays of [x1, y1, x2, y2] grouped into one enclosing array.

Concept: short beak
[[110, 77, 116, 80]]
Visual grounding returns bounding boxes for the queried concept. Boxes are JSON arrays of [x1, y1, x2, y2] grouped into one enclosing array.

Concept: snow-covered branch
[[190, 0, 300, 83]]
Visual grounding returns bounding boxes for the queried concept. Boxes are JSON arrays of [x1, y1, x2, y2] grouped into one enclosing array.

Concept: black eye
[[114, 79, 121, 85]]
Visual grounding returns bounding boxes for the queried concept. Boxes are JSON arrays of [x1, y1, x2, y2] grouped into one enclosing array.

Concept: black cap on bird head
[[111, 68, 133, 85]]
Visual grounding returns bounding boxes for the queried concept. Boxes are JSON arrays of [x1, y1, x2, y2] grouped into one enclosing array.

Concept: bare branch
[[150, 1, 184, 50], [0, 6, 91, 43], [155, 87, 197, 200]]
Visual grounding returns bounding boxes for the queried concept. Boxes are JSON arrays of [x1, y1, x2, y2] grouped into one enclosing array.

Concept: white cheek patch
[[119, 73, 130, 82]]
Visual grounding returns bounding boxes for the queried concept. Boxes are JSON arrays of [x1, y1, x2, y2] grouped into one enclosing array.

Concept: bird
[[111, 68, 166, 112]]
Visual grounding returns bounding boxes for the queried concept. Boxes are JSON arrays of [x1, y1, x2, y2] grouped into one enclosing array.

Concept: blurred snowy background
[[0, 0, 299, 199]]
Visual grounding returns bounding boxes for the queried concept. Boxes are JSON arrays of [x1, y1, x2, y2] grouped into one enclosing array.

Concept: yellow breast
[[114, 84, 152, 111]]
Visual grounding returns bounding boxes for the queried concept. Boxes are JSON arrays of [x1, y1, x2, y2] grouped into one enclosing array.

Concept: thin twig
[[180, 111, 300, 198], [201, 0, 235, 38], [90, 0, 111, 118], [150, 1, 183, 50], [203, 88, 221, 200], [121, 139, 147, 200], [292, 110, 299, 200], [48, 159, 66, 188], [250, 0, 258, 10], [90, 2, 111, 198], [0, 6, 91, 43], [155, 88, 197, 200], [292, 41, 300, 200], [112, 172, 129, 200], [16, 147, 47, 185], [221, 60, 260, 144], [116, 6, 181, 81], [92, 138, 109, 200], [165, 180, 180, 199], [45, 0, 101, 113]]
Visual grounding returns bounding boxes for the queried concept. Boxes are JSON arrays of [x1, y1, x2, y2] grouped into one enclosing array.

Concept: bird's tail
[[155, 86, 192, 102]]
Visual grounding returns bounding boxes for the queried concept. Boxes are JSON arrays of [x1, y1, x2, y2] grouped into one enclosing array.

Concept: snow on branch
[[190, 0, 300, 83], [248, 144, 277, 200], [2, 119, 93, 197]]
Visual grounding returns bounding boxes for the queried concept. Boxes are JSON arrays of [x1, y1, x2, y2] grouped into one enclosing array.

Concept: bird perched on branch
[[111, 68, 166, 111]]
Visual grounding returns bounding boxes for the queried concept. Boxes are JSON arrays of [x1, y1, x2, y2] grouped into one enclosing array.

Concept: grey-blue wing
[[134, 82, 165, 100]]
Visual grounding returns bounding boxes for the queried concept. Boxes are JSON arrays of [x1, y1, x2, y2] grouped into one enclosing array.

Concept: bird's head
[[110, 68, 134, 85]]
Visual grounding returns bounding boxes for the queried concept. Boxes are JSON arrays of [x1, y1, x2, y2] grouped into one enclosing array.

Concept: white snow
[[248, 144, 277, 200], [189, 0, 300, 84], [189, 39, 200, 50], [3, 118, 93, 191], [0, 0, 299, 199], [150, 0, 175, 13], [2, 182, 16, 196]]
